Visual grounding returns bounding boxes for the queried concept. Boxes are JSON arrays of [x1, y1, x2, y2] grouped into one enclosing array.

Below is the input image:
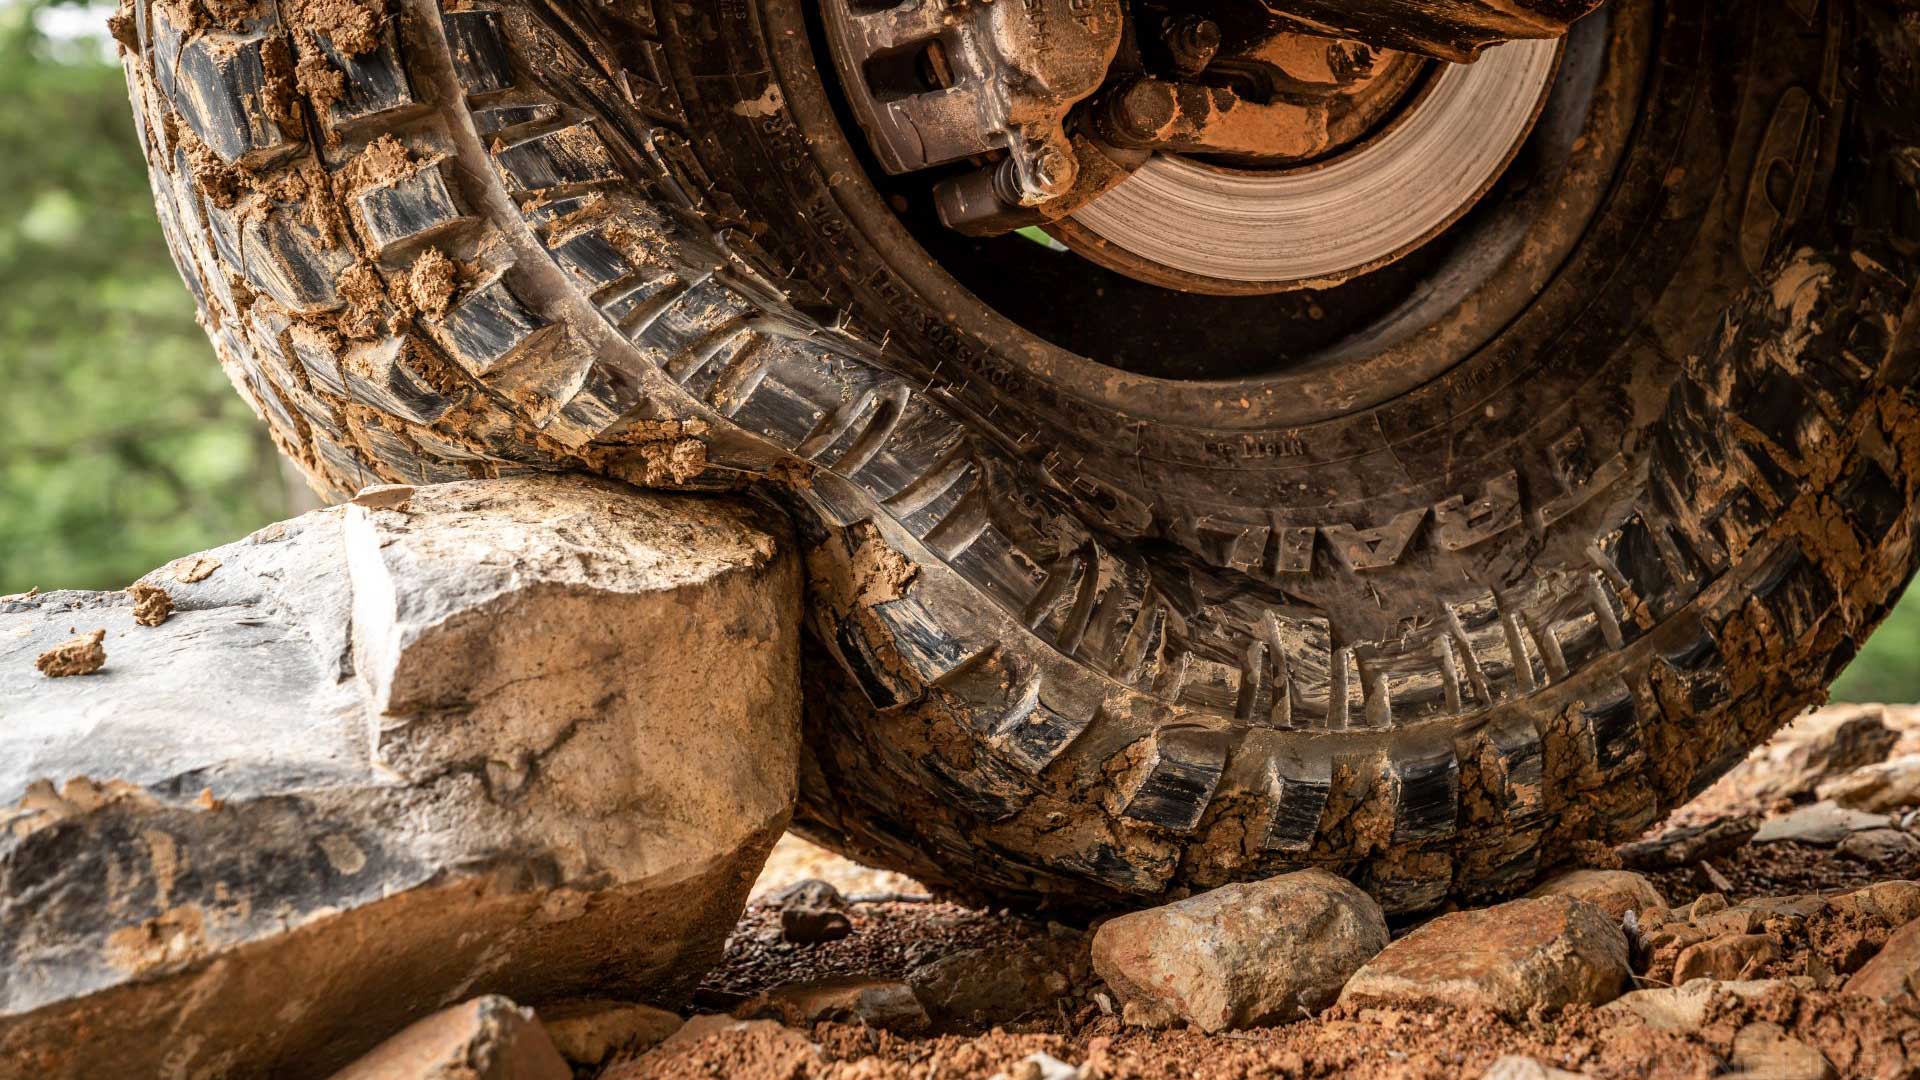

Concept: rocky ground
[[335, 703, 1920, 1079]]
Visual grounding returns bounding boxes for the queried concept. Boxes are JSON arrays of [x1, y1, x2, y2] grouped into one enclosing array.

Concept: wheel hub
[[820, 0, 1598, 293], [1066, 37, 1559, 292]]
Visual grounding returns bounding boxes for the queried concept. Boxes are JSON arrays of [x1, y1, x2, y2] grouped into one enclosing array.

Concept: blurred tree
[[0, 0, 293, 594]]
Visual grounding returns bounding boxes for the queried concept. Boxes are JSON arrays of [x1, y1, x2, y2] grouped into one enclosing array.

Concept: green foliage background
[[0, 0, 290, 597], [0, 0, 1913, 701]]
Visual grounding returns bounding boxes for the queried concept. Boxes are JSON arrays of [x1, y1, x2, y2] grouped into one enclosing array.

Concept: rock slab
[[1338, 896, 1629, 1019], [1092, 869, 1388, 1032], [0, 476, 802, 1079]]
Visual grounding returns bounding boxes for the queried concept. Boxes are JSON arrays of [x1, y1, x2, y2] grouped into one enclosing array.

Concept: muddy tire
[[121, 0, 1920, 913]]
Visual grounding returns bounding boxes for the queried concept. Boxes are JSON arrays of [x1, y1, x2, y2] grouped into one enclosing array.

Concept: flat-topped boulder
[[0, 476, 801, 1079]]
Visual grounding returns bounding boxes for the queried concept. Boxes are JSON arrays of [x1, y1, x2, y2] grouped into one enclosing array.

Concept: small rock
[[1338, 896, 1628, 1019], [1697, 896, 1823, 937], [735, 976, 929, 1032], [1601, 980, 1794, 1030], [611, 1015, 819, 1079], [1844, 916, 1920, 1007], [910, 939, 1081, 1029], [1482, 1057, 1587, 1080], [1092, 869, 1388, 1033], [1694, 861, 1738, 895], [1619, 815, 1761, 870], [1686, 892, 1730, 921], [773, 878, 853, 944], [1528, 869, 1668, 925], [1820, 754, 1920, 812], [328, 997, 570, 1080], [1673, 933, 1779, 984], [1121, 998, 1181, 1030], [34, 628, 105, 678], [1752, 802, 1892, 846], [125, 583, 173, 627], [990, 1052, 1084, 1080], [536, 999, 682, 1067], [1729, 1021, 1834, 1080], [1826, 881, 1920, 927], [1838, 828, 1920, 865], [350, 483, 416, 511]]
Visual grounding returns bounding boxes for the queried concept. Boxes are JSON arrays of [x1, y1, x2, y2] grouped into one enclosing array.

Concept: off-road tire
[[119, 0, 1920, 913]]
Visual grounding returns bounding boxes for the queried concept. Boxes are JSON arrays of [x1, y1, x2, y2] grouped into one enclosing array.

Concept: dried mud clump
[[335, 263, 388, 339], [36, 629, 107, 678], [127, 583, 175, 627], [600, 420, 713, 488], [340, 134, 416, 193], [406, 248, 458, 317], [171, 554, 222, 583], [291, 33, 348, 142], [285, 0, 385, 55]]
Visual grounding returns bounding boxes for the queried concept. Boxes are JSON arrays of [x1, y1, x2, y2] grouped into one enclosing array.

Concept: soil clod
[[126, 583, 173, 627], [35, 629, 106, 678]]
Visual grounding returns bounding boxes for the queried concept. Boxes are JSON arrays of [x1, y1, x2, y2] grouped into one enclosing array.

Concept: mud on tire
[[119, 0, 1920, 913]]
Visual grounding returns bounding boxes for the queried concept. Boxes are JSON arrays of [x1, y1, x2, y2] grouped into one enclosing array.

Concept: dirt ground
[[606, 708, 1920, 1080]]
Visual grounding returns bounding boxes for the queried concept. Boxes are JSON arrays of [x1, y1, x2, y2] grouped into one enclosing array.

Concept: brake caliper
[[822, 0, 1130, 235]]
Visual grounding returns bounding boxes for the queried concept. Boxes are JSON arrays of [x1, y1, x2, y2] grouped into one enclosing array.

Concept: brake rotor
[[1058, 37, 1562, 294]]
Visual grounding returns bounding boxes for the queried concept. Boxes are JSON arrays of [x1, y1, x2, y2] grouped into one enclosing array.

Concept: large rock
[[0, 477, 801, 1078], [1091, 870, 1387, 1032], [1338, 897, 1628, 1019]]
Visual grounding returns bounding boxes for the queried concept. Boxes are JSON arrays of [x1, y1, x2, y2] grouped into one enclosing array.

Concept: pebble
[[772, 879, 853, 944]]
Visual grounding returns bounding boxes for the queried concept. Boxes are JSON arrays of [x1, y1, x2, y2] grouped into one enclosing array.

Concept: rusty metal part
[[1065, 37, 1560, 292], [933, 133, 1149, 237], [1097, 32, 1427, 164], [820, 0, 1125, 214], [1234, 0, 1607, 63]]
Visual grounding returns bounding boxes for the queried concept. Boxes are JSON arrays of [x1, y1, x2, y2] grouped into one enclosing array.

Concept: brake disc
[[1063, 37, 1560, 291]]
